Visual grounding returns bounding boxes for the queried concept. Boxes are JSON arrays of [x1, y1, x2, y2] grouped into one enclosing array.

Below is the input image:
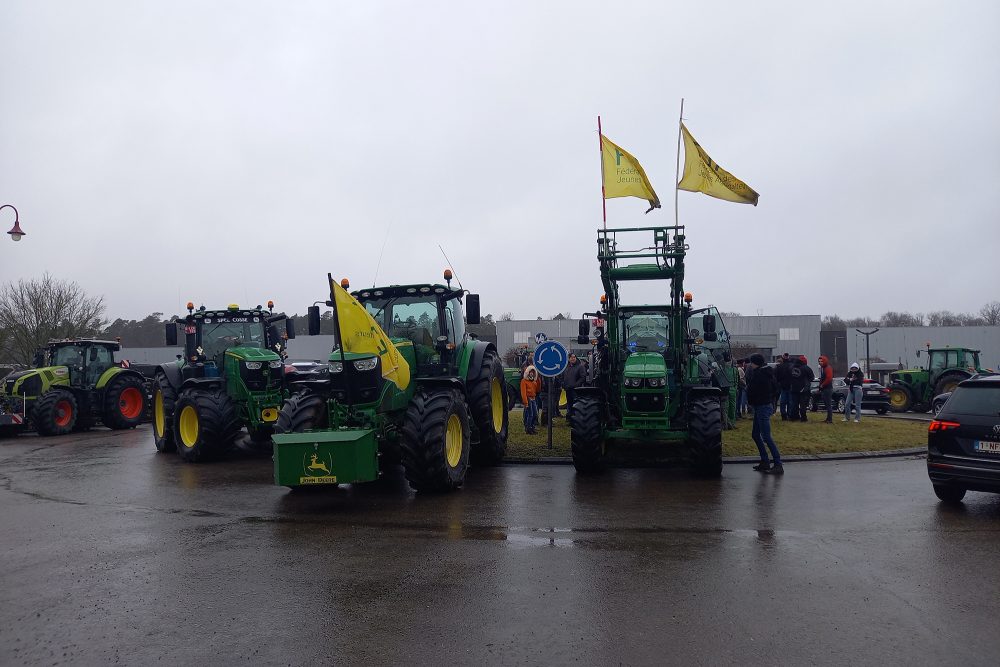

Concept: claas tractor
[[570, 225, 731, 476], [151, 301, 296, 462], [271, 272, 508, 492], [0, 339, 148, 437], [887, 346, 986, 413]]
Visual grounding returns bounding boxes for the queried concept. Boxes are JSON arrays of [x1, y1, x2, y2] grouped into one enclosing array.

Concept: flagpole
[[674, 98, 684, 229], [598, 115, 606, 229]]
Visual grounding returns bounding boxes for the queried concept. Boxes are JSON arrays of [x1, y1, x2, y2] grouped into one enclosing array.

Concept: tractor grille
[[625, 392, 665, 413], [329, 366, 381, 404], [239, 365, 277, 391]]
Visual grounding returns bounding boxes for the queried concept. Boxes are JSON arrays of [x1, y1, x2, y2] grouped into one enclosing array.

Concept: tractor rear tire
[[570, 396, 605, 473], [102, 374, 147, 430], [688, 394, 723, 477], [152, 375, 177, 453], [400, 389, 470, 492], [35, 389, 78, 436], [173, 389, 240, 463], [887, 385, 913, 413], [468, 352, 508, 466], [275, 392, 328, 433], [934, 372, 968, 397]]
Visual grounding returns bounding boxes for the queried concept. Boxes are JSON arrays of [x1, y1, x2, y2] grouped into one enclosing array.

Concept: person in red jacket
[[817, 355, 835, 423], [520, 366, 542, 435]]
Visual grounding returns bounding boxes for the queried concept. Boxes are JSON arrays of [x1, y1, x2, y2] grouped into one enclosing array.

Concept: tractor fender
[[95, 366, 148, 390], [155, 363, 184, 392], [462, 340, 497, 383], [179, 377, 225, 392]]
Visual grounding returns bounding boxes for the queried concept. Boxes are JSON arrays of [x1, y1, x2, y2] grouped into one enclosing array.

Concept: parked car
[[926, 375, 1000, 502], [809, 378, 890, 414]]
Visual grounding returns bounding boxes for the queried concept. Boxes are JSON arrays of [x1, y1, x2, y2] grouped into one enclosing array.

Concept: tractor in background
[[151, 301, 295, 461], [887, 346, 986, 413], [570, 225, 730, 476], [272, 271, 508, 492], [0, 339, 148, 437]]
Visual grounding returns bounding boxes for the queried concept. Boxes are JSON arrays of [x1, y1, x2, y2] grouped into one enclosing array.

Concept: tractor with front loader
[[0, 339, 148, 437], [570, 225, 731, 476], [887, 346, 986, 413], [151, 302, 296, 461], [271, 272, 508, 492]]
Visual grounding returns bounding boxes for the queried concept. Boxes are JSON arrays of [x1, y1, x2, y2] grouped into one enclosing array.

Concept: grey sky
[[2, 1, 998, 324]]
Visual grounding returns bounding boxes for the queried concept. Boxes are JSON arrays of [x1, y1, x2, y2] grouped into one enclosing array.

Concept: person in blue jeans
[[746, 354, 783, 474], [843, 362, 865, 422]]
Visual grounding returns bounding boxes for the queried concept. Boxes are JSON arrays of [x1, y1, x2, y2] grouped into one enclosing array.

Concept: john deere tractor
[[570, 225, 731, 476], [887, 346, 986, 413], [272, 272, 508, 492], [151, 302, 295, 461], [0, 339, 148, 437]]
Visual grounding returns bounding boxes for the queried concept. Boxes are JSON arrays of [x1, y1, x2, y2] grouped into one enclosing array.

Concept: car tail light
[[928, 420, 960, 433], [882, 388, 889, 394]]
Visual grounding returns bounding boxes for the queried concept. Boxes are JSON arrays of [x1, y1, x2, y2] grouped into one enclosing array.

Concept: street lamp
[[2, 204, 26, 241], [856, 328, 879, 377]]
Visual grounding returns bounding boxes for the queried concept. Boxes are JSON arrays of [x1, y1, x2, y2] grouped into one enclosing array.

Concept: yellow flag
[[678, 124, 759, 206], [330, 279, 411, 391], [601, 134, 660, 213]]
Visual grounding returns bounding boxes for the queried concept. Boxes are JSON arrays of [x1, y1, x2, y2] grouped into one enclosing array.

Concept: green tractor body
[[570, 225, 731, 476], [887, 347, 985, 412], [272, 278, 508, 492], [151, 304, 295, 461], [0, 339, 148, 437]]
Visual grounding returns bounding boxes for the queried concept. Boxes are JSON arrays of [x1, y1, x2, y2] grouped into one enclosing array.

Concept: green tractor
[[887, 346, 986, 413], [0, 339, 148, 437], [152, 302, 296, 461], [570, 225, 731, 476], [272, 273, 508, 492]]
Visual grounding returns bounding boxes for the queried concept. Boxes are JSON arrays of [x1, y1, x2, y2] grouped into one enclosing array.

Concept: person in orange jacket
[[817, 355, 835, 423], [520, 365, 542, 435]]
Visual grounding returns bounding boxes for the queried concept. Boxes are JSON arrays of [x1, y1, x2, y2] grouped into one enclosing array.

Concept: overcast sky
[[2, 1, 998, 324]]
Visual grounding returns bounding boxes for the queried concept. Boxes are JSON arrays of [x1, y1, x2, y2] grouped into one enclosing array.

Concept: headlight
[[624, 377, 640, 387], [648, 377, 665, 387], [353, 357, 378, 371], [244, 361, 263, 370], [268, 359, 283, 369], [329, 362, 344, 373]]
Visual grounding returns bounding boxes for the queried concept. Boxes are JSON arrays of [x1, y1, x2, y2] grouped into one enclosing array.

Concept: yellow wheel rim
[[178, 405, 200, 448], [889, 390, 907, 407], [941, 381, 959, 394], [445, 413, 462, 468], [154, 389, 165, 437], [490, 378, 503, 433]]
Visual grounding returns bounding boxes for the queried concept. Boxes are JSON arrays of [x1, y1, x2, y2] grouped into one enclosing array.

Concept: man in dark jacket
[[796, 356, 815, 421], [560, 353, 587, 420], [747, 354, 783, 474], [775, 353, 794, 420]]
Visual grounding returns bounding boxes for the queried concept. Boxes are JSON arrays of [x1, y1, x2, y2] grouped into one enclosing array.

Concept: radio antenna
[[438, 244, 464, 290], [372, 221, 393, 287]]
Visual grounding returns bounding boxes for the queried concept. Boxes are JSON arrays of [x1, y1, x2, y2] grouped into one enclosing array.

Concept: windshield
[[52, 346, 84, 368], [200, 320, 266, 361], [365, 296, 440, 348], [687, 306, 732, 363], [623, 312, 669, 352]]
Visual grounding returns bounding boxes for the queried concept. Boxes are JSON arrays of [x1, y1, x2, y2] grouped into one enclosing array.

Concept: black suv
[[926, 376, 1000, 503]]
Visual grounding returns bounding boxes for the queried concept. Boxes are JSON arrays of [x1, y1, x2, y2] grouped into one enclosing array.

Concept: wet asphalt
[[1, 426, 999, 666]]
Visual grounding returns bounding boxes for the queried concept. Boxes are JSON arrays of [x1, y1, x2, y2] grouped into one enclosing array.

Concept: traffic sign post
[[533, 340, 568, 450]]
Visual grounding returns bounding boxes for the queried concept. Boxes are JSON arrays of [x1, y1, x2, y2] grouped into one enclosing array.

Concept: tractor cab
[[687, 307, 733, 387]]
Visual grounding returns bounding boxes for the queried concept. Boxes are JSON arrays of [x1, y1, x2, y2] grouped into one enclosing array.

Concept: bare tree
[[0, 274, 106, 364], [880, 311, 924, 327], [979, 301, 1000, 326], [927, 310, 960, 327], [498, 312, 513, 322]]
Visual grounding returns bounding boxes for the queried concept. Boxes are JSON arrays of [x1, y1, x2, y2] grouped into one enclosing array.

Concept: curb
[[504, 447, 926, 466]]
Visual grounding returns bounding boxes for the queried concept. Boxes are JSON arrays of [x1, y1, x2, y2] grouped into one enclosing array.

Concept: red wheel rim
[[54, 400, 74, 427], [118, 387, 143, 419]]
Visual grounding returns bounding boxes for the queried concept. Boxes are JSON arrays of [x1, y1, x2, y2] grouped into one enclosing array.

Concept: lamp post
[[2, 204, 26, 242], [856, 327, 879, 377]]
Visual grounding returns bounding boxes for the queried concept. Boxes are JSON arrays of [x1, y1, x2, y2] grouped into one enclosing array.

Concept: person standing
[[817, 355, 835, 423], [560, 353, 587, 421], [520, 366, 542, 434], [736, 359, 748, 418], [775, 353, 794, 420], [797, 356, 815, 421], [747, 354, 783, 474], [787, 357, 807, 421], [844, 362, 865, 422]]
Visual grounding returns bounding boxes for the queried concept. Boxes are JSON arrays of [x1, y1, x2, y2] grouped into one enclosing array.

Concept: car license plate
[[974, 441, 1000, 454], [865, 390, 879, 396]]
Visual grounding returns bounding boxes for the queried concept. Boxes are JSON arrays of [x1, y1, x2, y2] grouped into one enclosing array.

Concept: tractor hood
[[2, 367, 69, 395], [623, 352, 667, 378], [224, 347, 281, 363]]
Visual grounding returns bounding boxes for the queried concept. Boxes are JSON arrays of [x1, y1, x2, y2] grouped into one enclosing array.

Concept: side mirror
[[915, 349, 921, 358], [285, 319, 296, 340], [578, 319, 590, 337], [33, 350, 45, 367], [703, 314, 717, 334], [165, 322, 178, 346], [466, 294, 481, 325], [308, 306, 321, 336]]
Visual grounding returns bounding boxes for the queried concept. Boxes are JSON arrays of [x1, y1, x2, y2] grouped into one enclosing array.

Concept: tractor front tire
[[688, 394, 723, 477], [275, 392, 329, 433], [468, 352, 508, 466], [35, 389, 78, 436], [400, 389, 470, 492], [934, 372, 968, 397], [152, 375, 178, 453], [887, 385, 913, 413], [173, 389, 240, 463], [102, 374, 147, 430], [570, 397, 605, 473]]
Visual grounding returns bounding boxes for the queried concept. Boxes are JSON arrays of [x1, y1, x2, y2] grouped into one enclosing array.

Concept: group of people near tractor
[[518, 352, 588, 435]]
